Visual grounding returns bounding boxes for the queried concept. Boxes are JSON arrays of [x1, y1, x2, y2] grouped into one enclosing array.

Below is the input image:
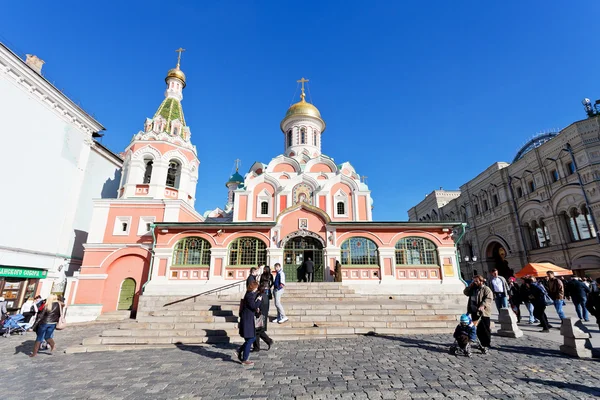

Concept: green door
[[283, 237, 324, 282], [118, 278, 136, 310]]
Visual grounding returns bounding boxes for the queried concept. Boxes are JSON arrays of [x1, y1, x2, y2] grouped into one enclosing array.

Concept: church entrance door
[[118, 278, 136, 310], [283, 236, 325, 282]]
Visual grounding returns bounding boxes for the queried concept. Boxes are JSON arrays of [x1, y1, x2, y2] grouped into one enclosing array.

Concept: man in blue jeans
[[489, 268, 509, 313], [547, 271, 566, 320], [273, 263, 288, 324]]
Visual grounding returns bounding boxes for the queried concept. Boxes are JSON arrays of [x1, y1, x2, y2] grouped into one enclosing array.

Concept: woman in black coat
[[253, 267, 274, 352], [237, 281, 261, 365]]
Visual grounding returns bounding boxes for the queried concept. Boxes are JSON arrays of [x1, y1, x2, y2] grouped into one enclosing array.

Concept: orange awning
[[514, 262, 572, 278]]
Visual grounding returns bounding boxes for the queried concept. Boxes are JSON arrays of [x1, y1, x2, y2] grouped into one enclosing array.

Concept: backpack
[[536, 283, 553, 306]]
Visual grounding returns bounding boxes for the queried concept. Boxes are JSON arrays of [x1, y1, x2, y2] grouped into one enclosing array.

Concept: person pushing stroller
[[451, 314, 477, 357]]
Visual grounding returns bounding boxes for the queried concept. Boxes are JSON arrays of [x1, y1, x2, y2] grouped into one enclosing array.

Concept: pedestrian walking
[[246, 267, 258, 288], [520, 277, 538, 324], [302, 257, 314, 283], [566, 277, 590, 322], [525, 278, 551, 332], [273, 263, 288, 324], [547, 271, 566, 320], [586, 277, 600, 330], [507, 277, 522, 323], [29, 294, 62, 357], [253, 266, 274, 352], [334, 260, 342, 283], [463, 275, 493, 354], [237, 281, 261, 366], [489, 268, 509, 313]]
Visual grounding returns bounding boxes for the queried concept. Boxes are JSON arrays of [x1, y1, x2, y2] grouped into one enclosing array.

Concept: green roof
[[153, 97, 186, 133], [226, 171, 244, 186]]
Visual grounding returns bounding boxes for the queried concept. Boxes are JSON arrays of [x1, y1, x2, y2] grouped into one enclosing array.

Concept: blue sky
[[3, 2, 599, 220]]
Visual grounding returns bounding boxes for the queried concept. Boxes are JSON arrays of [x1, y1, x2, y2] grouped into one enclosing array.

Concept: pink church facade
[[66, 62, 464, 322]]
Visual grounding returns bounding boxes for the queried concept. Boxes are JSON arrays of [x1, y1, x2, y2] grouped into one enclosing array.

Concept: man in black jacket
[[566, 277, 590, 322], [586, 278, 600, 330], [302, 258, 314, 283]]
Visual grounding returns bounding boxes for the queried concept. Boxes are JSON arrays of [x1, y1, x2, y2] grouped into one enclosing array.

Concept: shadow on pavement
[[372, 334, 450, 354], [175, 342, 239, 363], [520, 378, 600, 396], [14, 339, 35, 356]]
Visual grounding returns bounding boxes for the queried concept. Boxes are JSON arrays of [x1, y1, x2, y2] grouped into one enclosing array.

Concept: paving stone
[[1, 321, 600, 399]]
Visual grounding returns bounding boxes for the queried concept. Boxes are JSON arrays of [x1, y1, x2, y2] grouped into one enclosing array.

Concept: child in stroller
[[450, 314, 479, 357]]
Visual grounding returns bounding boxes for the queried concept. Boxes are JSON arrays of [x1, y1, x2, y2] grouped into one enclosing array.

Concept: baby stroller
[[1, 314, 27, 337]]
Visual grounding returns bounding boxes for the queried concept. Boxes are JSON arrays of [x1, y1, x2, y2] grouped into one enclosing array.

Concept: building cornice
[[0, 42, 105, 138]]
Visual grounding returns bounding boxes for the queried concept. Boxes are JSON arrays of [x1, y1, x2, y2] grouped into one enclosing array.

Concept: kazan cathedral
[[67, 56, 463, 322]]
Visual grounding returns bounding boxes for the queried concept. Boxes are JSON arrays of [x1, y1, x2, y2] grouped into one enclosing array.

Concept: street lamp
[[464, 255, 478, 279]]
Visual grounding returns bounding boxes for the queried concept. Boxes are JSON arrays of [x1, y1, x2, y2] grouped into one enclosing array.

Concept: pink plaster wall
[[214, 258, 223, 276], [103, 205, 165, 243], [358, 195, 368, 221], [273, 163, 296, 173], [237, 195, 248, 221], [309, 163, 334, 173], [158, 258, 167, 276], [279, 195, 287, 213], [319, 195, 326, 211], [130, 142, 197, 163], [278, 208, 327, 241], [101, 254, 149, 312]]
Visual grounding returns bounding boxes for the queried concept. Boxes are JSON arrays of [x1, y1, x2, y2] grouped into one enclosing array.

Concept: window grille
[[166, 161, 180, 188], [173, 237, 211, 265], [143, 160, 153, 184], [566, 206, 597, 242], [228, 237, 267, 266], [337, 201, 345, 215], [395, 237, 438, 266], [260, 201, 269, 215], [340, 237, 379, 265]]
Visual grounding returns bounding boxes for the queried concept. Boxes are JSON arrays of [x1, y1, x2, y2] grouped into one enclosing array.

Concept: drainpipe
[[454, 222, 468, 285], [508, 176, 530, 262], [141, 223, 157, 293], [566, 143, 600, 244]]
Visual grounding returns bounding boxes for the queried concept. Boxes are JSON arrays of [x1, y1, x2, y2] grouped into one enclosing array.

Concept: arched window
[[337, 201, 345, 215], [260, 201, 269, 215], [166, 160, 181, 188], [143, 159, 153, 184], [395, 237, 438, 266], [313, 131, 317, 146], [300, 127, 306, 144], [340, 237, 379, 265], [536, 219, 551, 248], [287, 130, 293, 147], [566, 206, 597, 241], [229, 237, 267, 266], [173, 237, 211, 265]]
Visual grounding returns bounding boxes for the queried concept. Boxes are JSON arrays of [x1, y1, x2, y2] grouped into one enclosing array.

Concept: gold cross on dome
[[234, 158, 241, 171], [297, 77, 309, 100], [175, 47, 186, 67]]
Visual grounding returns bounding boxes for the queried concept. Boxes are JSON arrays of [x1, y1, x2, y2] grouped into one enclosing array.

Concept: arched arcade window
[[395, 237, 439, 266], [166, 160, 181, 188], [229, 237, 267, 266], [565, 206, 597, 242], [340, 237, 379, 265], [173, 237, 211, 266]]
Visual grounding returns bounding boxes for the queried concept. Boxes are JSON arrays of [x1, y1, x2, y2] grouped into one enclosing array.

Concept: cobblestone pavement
[[1, 322, 599, 400]]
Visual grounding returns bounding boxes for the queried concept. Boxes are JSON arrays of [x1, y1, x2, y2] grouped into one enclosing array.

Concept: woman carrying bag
[[29, 294, 65, 357], [253, 268, 274, 352], [237, 281, 261, 366]]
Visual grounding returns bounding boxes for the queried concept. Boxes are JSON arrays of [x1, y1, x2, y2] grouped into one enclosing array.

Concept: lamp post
[[464, 255, 478, 280]]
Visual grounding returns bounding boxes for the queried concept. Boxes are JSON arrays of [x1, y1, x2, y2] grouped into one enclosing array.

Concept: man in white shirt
[[273, 263, 288, 324], [490, 268, 509, 313]]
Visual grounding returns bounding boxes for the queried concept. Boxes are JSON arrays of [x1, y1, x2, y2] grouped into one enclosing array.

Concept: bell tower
[[117, 49, 199, 206]]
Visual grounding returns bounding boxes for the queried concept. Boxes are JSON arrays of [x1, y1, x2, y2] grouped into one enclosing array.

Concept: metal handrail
[[162, 280, 246, 307]]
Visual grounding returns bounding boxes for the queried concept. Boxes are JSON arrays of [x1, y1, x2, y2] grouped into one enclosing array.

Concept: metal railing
[[162, 280, 246, 307]]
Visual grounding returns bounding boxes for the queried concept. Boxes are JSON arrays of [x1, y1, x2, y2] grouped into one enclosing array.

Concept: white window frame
[[113, 216, 132, 236], [334, 190, 348, 217], [256, 189, 273, 218], [137, 216, 156, 236]]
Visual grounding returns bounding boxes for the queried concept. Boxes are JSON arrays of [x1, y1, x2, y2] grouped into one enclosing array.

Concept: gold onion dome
[[281, 78, 326, 131], [166, 66, 186, 87]]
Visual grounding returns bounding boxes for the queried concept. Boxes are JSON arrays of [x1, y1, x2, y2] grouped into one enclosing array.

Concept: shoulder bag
[[56, 303, 67, 330]]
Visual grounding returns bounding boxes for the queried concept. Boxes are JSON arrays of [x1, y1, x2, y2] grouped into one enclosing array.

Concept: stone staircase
[[65, 283, 465, 353]]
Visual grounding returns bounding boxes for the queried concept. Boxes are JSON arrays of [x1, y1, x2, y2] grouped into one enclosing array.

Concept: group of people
[[0, 294, 65, 357], [238, 263, 287, 366], [457, 268, 600, 357]]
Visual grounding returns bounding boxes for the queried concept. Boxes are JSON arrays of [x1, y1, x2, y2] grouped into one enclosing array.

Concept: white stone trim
[[137, 216, 156, 236], [112, 216, 132, 236], [77, 274, 108, 280]]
